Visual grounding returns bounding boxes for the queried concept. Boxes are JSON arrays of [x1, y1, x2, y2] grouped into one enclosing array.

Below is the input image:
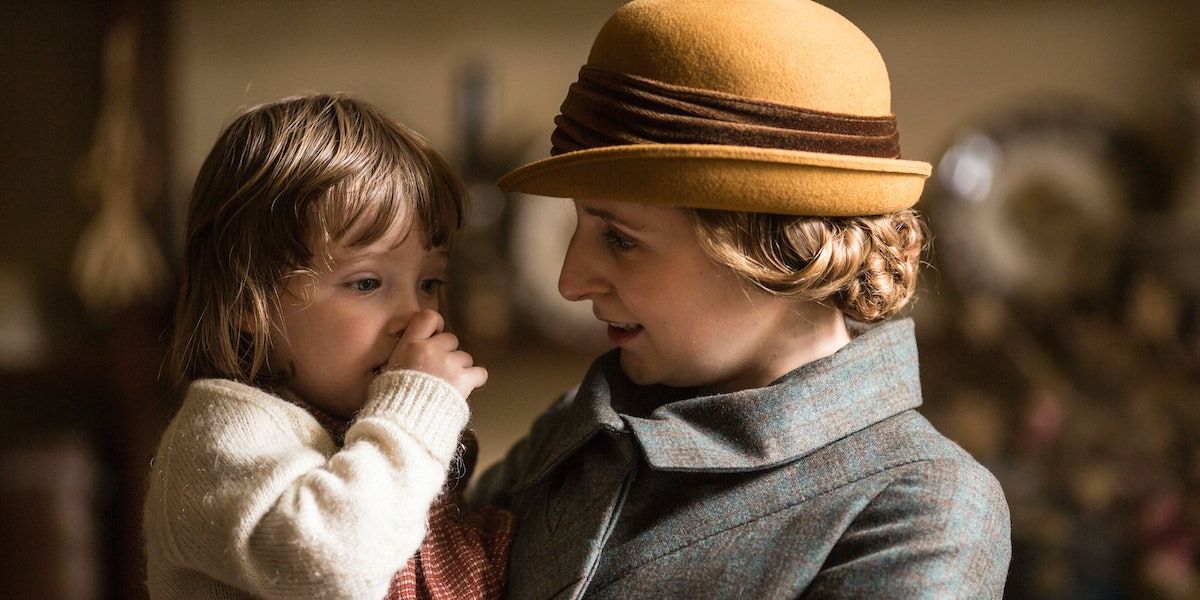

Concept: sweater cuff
[[359, 369, 469, 465]]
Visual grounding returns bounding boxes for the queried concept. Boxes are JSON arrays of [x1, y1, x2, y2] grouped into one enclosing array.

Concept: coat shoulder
[[801, 410, 1012, 598]]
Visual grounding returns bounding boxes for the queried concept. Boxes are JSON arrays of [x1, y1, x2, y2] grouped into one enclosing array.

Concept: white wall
[[171, 0, 1199, 201]]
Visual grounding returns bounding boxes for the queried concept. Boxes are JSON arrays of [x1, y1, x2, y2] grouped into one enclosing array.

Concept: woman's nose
[[558, 228, 607, 301]]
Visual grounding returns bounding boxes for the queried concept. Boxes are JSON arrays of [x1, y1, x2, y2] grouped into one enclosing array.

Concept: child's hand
[[385, 309, 488, 399]]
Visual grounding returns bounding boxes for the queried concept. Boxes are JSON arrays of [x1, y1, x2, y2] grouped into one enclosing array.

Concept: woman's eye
[[419, 278, 447, 295], [348, 278, 382, 293], [602, 228, 636, 252]]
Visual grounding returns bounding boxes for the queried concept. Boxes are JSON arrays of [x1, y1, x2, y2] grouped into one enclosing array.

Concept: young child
[[144, 94, 512, 599], [473, 1, 1011, 598]]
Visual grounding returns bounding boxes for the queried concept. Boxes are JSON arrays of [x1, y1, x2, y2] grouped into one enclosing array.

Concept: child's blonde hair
[[170, 93, 465, 385], [688, 209, 925, 322]]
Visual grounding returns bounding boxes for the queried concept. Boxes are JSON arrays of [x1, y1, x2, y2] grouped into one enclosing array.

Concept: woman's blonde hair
[[170, 93, 465, 385], [688, 209, 926, 322]]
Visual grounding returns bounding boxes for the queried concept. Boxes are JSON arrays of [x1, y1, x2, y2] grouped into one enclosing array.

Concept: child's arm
[[145, 371, 465, 599], [145, 311, 485, 600]]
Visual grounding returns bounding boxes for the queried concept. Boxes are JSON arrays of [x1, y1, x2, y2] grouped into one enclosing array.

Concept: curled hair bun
[[831, 211, 924, 322], [690, 209, 926, 323]]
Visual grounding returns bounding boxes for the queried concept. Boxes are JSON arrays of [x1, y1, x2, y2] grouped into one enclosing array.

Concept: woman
[[473, 1, 1011, 598]]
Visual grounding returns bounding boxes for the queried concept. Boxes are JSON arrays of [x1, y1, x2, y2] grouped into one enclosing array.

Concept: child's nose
[[386, 293, 424, 336], [558, 229, 607, 301]]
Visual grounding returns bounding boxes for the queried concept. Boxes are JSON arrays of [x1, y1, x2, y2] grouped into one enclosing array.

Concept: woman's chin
[[620, 351, 688, 389], [617, 351, 653, 386]]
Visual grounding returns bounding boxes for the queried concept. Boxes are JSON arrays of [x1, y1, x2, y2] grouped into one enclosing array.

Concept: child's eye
[[418, 278, 447, 296], [602, 228, 636, 252], [347, 278, 382, 294]]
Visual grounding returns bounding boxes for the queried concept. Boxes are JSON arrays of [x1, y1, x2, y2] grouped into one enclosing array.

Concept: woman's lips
[[607, 323, 644, 344]]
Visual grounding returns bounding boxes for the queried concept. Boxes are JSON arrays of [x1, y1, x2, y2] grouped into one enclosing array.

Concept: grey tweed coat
[[472, 319, 1011, 599]]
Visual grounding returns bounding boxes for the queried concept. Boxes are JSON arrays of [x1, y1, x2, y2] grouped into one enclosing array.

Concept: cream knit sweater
[[143, 369, 468, 600]]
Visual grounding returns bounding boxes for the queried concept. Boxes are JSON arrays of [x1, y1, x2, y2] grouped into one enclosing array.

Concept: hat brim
[[498, 144, 932, 216]]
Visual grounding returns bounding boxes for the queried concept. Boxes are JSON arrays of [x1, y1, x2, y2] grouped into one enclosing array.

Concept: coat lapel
[[625, 318, 923, 471], [504, 318, 924, 599]]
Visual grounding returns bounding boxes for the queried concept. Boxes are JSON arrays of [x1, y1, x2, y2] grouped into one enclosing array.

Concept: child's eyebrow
[[333, 247, 382, 264], [338, 244, 449, 265], [329, 246, 393, 269], [582, 206, 644, 231]]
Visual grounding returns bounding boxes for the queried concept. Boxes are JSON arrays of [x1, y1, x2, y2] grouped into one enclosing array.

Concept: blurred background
[[2, 0, 1198, 598]]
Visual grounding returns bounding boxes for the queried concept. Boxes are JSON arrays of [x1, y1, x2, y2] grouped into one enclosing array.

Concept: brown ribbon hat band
[[552, 67, 903, 160]]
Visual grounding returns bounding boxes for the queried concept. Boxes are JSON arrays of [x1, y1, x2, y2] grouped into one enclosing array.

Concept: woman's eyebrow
[[582, 206, 644, 231]]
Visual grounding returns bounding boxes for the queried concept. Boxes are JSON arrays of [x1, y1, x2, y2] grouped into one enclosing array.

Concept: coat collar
[[516, 318, 923, 487]]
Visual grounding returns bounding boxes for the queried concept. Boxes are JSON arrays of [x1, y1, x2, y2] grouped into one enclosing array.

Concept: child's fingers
[[400, 309, 444, 341], [447, 349, 475, 369], [426, 331, 461, 352], [461, 365, 489, 392]]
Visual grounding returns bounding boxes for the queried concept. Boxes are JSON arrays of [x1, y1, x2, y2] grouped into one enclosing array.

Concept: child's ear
[[237, 308, 257, 334], [236, 297, 265, 334]]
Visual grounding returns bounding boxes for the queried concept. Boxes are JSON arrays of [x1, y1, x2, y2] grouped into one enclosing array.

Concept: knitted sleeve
[[144, 370, 468, 600]]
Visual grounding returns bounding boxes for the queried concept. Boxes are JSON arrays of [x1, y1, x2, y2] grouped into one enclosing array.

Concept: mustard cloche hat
[[498, 0, 931, 216]]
